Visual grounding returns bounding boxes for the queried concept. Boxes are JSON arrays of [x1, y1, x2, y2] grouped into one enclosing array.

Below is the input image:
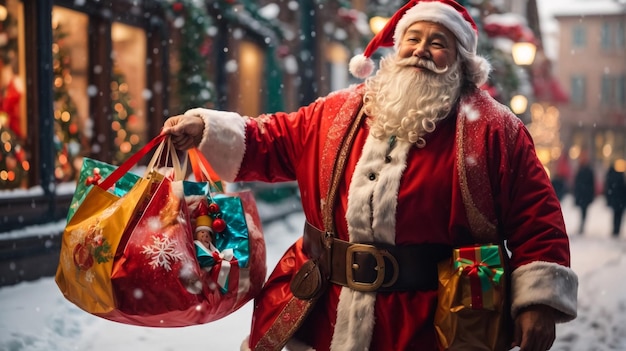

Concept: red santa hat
[[349, 0, 491, 86]]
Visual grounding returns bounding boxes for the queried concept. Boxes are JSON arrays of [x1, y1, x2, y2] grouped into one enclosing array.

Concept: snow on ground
[[1, 194, 626, 351]]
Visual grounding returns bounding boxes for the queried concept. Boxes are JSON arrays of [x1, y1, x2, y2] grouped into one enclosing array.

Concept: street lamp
[[369, 16, 388, 35], [511, 41, 537, 66], [510, 94, 528, 114]]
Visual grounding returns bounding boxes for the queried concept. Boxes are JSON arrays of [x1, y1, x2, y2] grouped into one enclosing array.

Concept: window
[[572, 25, 586, 48], [0, 0, 26, 189], [601, 75, 626, 108], [618, 75, 626, 108], [50, 6, 151, 181], [234, 40, 264, 117], [617, 22, 625, 49], [1, 1, 169, 229], [601, 74, 611, 107], [570, 76, 586, 107], [601, 22, 611, 50], [110, 22, 147, 164], [51, 7, 89, 183], [326, 42, 349, 93]]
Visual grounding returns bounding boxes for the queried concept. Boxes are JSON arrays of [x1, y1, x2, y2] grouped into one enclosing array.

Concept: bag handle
[[188, 148, 222, 187], [98, 133, 167, 191], [145, 137, 186, 182]]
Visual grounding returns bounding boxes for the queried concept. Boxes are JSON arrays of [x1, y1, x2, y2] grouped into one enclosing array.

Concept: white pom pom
[[349, 54, 375, 79]]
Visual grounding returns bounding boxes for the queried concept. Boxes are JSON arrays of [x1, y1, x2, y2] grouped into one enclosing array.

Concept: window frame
[[1, 0, 169, 231]]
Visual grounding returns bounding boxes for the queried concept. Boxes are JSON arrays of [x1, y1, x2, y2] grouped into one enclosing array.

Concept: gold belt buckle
[[345, 243, 399, 292]]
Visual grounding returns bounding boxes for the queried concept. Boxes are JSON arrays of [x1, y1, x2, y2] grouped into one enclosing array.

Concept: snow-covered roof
[[551, 1, 626, 17]]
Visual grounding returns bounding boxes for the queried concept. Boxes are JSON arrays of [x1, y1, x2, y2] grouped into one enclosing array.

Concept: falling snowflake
[[141, 236, 184, 271]]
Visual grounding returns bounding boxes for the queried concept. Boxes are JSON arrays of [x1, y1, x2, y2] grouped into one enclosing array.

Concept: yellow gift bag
[[55, 134, 180, 318], [434, 244, 512, 351]]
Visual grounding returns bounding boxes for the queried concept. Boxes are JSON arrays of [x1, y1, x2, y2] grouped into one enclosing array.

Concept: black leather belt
[[302, 222, 451, 292]]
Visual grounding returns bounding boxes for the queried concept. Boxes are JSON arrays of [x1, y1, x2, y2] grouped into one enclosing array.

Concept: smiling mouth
[[411, 64, 436, 74], [413, 62, 448, 74]]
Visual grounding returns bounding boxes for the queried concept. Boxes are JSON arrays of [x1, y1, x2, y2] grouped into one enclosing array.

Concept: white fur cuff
[[511, 261, 578, 322], [184, 108, 247, 182]]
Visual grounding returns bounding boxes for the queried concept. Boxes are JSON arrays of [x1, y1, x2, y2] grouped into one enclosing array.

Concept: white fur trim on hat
[[195, 225, 212, 233], [393, 1, 491, 86], [393, 2, 477, 54]]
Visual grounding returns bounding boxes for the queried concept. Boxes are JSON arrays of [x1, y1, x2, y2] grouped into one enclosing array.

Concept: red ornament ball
[[208, 203, 221, 214], [172, 2, 184, 12], [212, 218, 226, 233]]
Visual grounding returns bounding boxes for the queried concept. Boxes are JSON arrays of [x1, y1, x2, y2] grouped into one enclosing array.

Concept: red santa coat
[[190, 84, 577, 351]]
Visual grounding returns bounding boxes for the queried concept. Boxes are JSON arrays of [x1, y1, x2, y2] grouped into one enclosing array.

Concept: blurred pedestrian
[[604, 162, 626, 237], [552, 154, 571, 200], [573, 153, 595, 234]]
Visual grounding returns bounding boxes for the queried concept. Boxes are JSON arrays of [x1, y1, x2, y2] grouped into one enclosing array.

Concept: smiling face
[[195, 229, 214, 247], [396, 21, 458, 73]]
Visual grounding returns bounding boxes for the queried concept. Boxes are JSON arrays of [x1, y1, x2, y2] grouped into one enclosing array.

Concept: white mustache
[[398, 57, 449, 74]]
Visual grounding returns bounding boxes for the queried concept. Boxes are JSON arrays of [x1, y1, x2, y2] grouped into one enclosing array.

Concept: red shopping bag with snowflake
[[55, 134, 266, 327]]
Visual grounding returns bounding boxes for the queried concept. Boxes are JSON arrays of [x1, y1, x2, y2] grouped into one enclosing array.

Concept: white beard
[[363, 54, 462, 147]]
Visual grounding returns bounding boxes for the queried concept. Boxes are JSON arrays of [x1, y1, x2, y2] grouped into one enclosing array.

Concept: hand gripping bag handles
[[55, 134, 266, 327]]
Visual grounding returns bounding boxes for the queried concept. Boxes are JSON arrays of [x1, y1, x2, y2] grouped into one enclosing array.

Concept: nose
[[413, 44, 430, 59]]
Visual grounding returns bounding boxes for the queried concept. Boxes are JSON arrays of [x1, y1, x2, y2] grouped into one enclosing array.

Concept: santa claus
[[163, 1, 578, 350]]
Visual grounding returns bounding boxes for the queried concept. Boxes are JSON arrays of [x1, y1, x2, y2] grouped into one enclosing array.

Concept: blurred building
[[552, 2, 626, 179]]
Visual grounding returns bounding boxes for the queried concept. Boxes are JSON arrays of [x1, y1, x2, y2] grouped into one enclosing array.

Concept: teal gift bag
[[67, 158, 141, 222], [183, 181, 252, 268], [183, 148, 266, 313]]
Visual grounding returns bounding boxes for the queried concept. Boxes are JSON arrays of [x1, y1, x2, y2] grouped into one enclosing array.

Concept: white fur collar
[[331, 133, 411, 350]]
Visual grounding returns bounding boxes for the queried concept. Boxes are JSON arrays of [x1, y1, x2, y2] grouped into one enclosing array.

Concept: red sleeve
[[235, 100, 323, 183], [495, 124, 571, 269]]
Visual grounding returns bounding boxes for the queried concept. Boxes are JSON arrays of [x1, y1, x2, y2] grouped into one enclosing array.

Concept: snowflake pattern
[[85, 270, 95, 283], [141, 235, 184, 271]]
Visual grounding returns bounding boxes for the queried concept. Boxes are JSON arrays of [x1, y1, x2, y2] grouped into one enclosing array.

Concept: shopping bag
[[56, 134, 172, 318], [181, 148, 266, 316], [434, 244, 512, 351], [66, 157, 141, 222], [55, 135, 266, 327]]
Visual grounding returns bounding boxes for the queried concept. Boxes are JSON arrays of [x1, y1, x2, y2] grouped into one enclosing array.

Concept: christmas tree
[[167, 0, 216, 112], [0, 13, 28, 189], [53, 24, 82, 182], [111, 68, 142, 164], [0, 122, 28, 189]]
